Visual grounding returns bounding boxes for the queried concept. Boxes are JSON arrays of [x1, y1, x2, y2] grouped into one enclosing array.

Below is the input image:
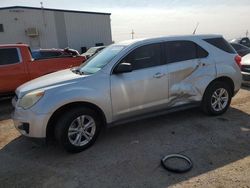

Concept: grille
[[242, 65, 250, 73], [14, 94, 18, 101]]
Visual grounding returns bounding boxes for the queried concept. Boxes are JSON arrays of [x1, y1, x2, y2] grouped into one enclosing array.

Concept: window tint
[[165, 41, 208, 63], [204, 37, 235, 54], [0, 48, 19, 65], [123, 43, 161, 70], [32, 51, 64, 59], [40, 51, 62, 58], [231, 43, 241, 51], [31, 51, 42, 59], [197, 45, 208, 58]]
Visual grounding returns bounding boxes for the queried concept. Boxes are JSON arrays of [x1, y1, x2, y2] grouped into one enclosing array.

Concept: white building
[[0, 6, 112, 52]]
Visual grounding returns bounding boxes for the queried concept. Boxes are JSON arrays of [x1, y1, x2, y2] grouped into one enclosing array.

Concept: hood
[[242, 54, 250, 65], [82, 52, 94, 56], [16, 69, 88, 98]]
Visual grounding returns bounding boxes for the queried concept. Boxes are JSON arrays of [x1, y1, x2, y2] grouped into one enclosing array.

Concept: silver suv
[[12, 35, 242, 152]]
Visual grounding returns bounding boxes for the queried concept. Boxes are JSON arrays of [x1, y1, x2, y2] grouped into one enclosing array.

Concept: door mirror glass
[[114, 62, 132, 74]]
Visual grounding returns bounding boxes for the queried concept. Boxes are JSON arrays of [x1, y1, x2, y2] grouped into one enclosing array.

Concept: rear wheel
[[55, 107, 101, 153], [202, 81, 232, 115]]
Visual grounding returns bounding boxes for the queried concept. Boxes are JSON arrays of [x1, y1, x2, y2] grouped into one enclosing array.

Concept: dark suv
[[231, 43, 250, 57]]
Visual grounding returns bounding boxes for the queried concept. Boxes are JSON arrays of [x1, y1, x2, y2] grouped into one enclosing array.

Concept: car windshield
[[79, 45, 125, 74]]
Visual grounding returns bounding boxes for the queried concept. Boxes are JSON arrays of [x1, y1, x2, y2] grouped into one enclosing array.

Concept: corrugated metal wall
[[64, 12, 112, 51], [0, 7, 112, 52], [0, 8, 58, 49]]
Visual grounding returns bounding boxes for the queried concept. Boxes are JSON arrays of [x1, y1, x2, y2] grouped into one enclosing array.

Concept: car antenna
[[192, 22, 199, 35]]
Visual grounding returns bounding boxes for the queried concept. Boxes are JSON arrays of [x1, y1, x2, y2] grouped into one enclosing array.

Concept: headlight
[[18, 90, 44, 109]]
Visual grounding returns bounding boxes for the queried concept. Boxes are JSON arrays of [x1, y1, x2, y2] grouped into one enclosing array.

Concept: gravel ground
[[0, 87, 250, 188]]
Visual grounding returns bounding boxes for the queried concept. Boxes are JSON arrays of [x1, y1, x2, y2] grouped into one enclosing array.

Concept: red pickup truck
[[0, 44, 86, 95]]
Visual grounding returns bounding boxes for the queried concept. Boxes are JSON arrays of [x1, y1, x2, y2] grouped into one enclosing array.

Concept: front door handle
[[153, 72, 165, 79]]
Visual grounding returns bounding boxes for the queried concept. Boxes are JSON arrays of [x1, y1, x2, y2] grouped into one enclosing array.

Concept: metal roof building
[[0, 6, 112, 52]]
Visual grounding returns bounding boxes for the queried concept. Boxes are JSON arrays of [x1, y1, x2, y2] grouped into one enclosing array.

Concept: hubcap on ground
[[68, 115, 96, 146], [211, 88, 229, 112]]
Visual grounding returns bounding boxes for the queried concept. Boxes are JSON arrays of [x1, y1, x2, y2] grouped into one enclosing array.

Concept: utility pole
[[131, 29, 135, 39], [246, 30, 249, 38], [40, 2, 47, 48], [40, 2, 46, 27]]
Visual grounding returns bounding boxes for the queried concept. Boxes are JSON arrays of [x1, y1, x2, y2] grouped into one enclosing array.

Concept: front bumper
[[242, 71, 250, 85], [12, 99, 50, 138]]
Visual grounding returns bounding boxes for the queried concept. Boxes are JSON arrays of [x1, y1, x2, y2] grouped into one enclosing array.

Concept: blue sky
[[1, 0, 250, 41]]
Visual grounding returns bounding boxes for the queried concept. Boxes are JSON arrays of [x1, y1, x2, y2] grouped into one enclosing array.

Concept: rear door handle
[[153, 72, 165, 79]]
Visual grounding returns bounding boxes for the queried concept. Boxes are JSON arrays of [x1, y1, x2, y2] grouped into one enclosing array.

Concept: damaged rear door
[[164, 40, 214, 107]]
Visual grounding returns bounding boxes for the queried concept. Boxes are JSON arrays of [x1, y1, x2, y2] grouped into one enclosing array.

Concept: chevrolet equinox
[[12, 35, 242, 152]]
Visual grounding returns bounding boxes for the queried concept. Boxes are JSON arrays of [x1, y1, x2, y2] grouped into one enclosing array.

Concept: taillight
[[234, 55, 242, 69]]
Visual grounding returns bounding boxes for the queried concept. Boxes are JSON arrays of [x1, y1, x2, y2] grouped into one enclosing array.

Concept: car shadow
[[0, 106, 250, 187], [0, 97, 13, 121], [242, 85, 250, 91]]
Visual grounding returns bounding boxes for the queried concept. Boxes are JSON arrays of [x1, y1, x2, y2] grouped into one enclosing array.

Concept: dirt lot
[[0, 88, 250, 188]]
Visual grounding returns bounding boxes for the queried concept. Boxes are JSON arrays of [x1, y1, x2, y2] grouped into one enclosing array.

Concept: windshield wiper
[[71, 68, 84, 75]]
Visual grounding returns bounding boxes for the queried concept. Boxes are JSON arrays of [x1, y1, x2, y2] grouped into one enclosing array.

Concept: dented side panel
[[167, 57, 216, 107]]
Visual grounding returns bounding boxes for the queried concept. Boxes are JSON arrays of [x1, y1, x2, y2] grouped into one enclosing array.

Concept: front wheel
[[202, 82, 232, 116], [55, 107, 101, 153]]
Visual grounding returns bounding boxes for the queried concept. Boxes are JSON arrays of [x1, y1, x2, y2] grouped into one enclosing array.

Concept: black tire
[[55, 107, 101, 153], [201, 81, 232, 116]]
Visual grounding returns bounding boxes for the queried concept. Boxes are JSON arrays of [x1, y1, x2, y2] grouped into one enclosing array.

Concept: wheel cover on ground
[[68, 115, 96, 146]]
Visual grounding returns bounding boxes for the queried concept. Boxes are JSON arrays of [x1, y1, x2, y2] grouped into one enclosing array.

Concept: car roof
[[0, 43, 30, 48], [117, 34, 222, 46], [32, 49, 64, 52]]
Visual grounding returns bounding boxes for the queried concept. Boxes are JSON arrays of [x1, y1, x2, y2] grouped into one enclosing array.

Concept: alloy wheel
[[68, 115, 96, 147], [211, 88, 229, 112]]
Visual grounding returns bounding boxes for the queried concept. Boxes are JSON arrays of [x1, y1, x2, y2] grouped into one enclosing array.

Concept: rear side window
[[123, 43, 161, 70], [197, 45, 208, 58], [204, 37, 235, 54], [0, 48, 20, 65], [165, 41, 208, 63], [32, 51, 63, 59], [32, 51, 42, 59], [40, 51, 62, 58]]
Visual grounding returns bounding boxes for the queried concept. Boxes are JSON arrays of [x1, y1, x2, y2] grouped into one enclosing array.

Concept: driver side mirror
[[114, 62, 133, 74]]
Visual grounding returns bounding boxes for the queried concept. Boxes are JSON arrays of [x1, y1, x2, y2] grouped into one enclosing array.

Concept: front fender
[[31, 85, 112, 123]]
